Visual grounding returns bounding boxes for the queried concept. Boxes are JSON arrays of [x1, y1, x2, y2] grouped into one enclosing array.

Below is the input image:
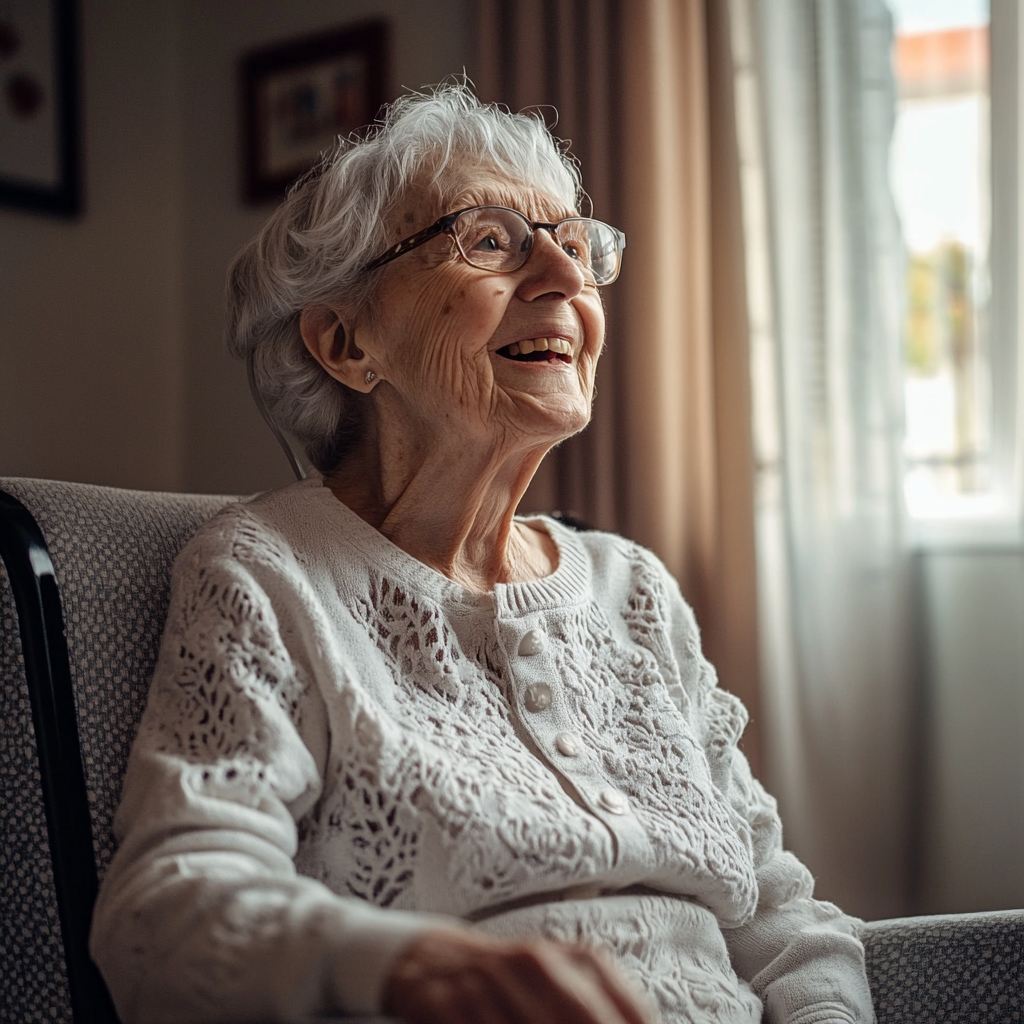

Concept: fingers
[[453, 971, 513, 1024], [414, 970, 508, 1024], [514, 942, 659, 1024], [382, 929, 660, 1024], [566, 945, 661, 1024], [384, 931, 506, 1024], [483, 942, 608, 1024]]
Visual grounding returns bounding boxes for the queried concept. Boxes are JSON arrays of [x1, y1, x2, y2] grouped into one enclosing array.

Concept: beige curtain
[[473, 0, 761, 769]]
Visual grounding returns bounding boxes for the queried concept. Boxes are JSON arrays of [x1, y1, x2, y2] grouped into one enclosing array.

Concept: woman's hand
[[382, 928, 659, 1024]]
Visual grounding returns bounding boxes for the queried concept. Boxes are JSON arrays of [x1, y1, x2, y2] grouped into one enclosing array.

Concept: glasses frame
[[362, 205, 626, 286]]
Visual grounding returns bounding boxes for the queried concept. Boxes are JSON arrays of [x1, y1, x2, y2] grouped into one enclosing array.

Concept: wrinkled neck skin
[[324, 405, 562, 593]]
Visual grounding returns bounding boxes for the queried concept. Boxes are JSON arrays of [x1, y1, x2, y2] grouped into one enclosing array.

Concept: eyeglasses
[[363, 205, 626, 286]]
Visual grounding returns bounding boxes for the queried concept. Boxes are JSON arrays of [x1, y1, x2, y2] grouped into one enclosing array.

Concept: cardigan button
[[518, 629, 547, 656], [523, 682, 552, 712], [555, 732, 580, 757], [598, 788, 629, 814]]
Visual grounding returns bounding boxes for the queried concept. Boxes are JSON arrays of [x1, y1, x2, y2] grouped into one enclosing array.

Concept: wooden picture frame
[[0, 0, 81, 216], [241, 20, 388, 204]]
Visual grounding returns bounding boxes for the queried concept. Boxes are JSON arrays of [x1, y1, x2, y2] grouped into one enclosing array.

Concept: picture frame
[[0, 0, 81, 216], [241, 20, 389, 204]]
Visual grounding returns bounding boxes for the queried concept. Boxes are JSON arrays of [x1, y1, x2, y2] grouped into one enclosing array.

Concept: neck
[[324, 417, 559, 592]]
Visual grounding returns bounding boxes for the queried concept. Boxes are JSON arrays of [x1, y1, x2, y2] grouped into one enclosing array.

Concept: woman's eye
[[468, 230, 508, 252], [562, 241, 586, 261]]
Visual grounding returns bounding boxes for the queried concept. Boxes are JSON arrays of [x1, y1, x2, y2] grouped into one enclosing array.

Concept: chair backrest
[[1, 477, 237, 1023], [861, 909, 1024, 1023]]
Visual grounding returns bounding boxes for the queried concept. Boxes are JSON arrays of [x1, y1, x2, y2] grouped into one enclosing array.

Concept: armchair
[[1, 475, 1021, 1023]]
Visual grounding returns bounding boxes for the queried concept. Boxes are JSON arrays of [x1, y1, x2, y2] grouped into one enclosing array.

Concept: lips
[[496, 337, 573, 363]]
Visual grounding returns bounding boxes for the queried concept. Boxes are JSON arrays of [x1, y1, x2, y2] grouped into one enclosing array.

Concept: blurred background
[[1, 0, 1022, 923]]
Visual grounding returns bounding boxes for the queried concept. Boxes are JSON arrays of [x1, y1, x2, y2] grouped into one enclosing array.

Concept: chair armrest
[[860, 910, 1023, 1023]]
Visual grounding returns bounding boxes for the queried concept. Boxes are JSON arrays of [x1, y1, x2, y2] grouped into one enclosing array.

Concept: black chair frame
[[0, 488, 119, 1023]]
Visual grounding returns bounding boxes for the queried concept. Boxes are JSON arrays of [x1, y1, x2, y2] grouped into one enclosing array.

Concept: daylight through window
[[888, 0, 992, 518]]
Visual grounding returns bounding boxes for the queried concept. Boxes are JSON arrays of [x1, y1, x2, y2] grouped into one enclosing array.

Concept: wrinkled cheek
[[579, 299, 606, 364], [402, 330, 494, 423], [419, 303, 504, 407], [415, 338, 467, 399], [577, 355, 599, 403], [431, 278, 509, 333]]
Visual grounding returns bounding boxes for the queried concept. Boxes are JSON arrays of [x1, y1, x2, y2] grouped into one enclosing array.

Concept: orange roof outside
[[895, 26, 988, 90]]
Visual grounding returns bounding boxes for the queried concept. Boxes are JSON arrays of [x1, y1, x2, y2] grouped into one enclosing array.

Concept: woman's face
[[351, 170, 606, 453]]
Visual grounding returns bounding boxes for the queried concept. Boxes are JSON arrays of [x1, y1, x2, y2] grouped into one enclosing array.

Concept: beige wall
[[0, 0, 184, 491], [0, 0, 472, 495]]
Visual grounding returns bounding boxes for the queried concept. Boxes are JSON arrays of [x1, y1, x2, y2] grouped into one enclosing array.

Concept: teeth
[[500, 338, 573, 358]]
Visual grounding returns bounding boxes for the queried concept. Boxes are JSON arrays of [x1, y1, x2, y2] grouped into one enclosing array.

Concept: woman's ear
[[300, 306, 381, 392]]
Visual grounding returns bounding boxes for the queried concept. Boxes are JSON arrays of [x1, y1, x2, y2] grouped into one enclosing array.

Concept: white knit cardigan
[[90, 477, 874, 1024]]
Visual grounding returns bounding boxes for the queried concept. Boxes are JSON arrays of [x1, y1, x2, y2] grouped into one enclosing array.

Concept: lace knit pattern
[[93, 478, 873, 1023], [139, 497, 758, 925], [322, 572, 615, 912]]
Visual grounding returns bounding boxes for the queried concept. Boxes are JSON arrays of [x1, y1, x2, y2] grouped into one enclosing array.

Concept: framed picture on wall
[[241, 20, 389, 204], [0, 0, 81, 216]]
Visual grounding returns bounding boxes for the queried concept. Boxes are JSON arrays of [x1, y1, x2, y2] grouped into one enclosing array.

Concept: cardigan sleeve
[[89, 522, 454, 1024], [661, 569, 875, 1024], [713, 750, 875, 1024]]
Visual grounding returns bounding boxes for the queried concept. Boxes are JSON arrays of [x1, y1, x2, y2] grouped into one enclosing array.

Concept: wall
[[0, 0, 184, 491], [0, 0, 473, 495], [918, 550, 1024, 913]]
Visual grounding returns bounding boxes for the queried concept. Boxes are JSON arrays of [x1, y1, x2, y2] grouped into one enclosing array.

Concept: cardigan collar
[[291, 475, 592, 618]]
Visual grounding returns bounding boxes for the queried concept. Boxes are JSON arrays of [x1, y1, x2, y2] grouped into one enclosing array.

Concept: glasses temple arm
[[363, 216, 456, 273]]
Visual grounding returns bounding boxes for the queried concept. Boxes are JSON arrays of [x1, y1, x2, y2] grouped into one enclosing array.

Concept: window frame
[[904, 0, 1024, 546]]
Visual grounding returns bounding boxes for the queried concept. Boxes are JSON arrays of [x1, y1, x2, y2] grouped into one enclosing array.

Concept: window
[[888, 0, 1024, 539], [888, 0, 1002, 527]]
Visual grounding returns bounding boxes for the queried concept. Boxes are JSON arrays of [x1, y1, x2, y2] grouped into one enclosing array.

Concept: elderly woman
[[90, 85, 873, 1024]]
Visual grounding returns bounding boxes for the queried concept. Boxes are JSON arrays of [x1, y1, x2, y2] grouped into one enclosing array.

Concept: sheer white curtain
[[730, 0, 917, 918]]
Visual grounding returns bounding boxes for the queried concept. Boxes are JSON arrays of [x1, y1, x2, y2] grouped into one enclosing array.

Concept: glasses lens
[[451, 208, 623, 284], [557, 219, 621, 285], [452, 207, 532, 272]]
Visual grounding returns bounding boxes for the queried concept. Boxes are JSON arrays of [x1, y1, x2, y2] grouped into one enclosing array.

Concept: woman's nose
[[515, 228, 588, 301]]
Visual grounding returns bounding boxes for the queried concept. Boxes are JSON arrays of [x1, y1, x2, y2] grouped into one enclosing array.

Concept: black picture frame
[[241, 20, 389, 204], [0, 0, 81, 216]]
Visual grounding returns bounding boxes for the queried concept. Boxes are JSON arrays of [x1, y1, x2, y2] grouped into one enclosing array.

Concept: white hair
[[225, 82, 582, 472]]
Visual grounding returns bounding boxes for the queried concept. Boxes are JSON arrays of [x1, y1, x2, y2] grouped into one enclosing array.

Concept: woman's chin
[[490, 364, 592, 432], [502, 393, 593, 447]]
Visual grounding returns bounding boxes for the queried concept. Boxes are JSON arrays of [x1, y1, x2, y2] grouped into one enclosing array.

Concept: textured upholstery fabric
[[861, 910, 1023, 1023], [0, 477, 235, 1023]]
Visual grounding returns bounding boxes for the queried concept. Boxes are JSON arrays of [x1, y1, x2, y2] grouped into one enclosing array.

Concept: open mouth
[[496, 338, 573, 364]]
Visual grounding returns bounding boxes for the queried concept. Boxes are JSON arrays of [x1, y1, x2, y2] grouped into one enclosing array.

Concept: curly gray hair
[[225, 83, 582, 473]]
